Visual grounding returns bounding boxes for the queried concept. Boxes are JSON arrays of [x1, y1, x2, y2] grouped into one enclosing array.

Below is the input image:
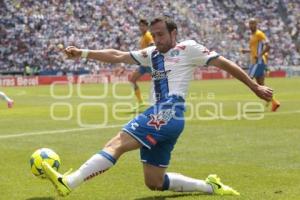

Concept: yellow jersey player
[[129, 19, 154, 110], [241, 18, 280, 111]]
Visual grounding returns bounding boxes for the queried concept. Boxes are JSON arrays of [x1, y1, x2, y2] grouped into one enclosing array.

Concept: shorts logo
[[147, 109, 176, 130], [146, 134, 157, 145]]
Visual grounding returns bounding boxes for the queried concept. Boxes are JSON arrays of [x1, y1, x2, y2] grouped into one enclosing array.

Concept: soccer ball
[[30, 148, 61, 178]]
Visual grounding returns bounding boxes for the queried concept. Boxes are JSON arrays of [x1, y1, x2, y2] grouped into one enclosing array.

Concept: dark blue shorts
[[123, 101, 185, 167], [138, 66, 152, 75], [249, 60, 266, 78]]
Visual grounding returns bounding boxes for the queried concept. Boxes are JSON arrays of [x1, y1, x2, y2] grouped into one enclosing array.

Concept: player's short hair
[[150, 16, 177, 33], [249, 18, 258, 24], [139, 19, 149, 26]]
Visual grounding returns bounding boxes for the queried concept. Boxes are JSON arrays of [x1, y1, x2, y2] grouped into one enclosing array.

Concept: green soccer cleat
[[206, 174, 240, 196], [42, 161, 72, 197]]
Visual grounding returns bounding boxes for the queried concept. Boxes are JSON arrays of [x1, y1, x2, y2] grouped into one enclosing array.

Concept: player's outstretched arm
[[208, 56, 273, 102], [64, 46, 137, 64]]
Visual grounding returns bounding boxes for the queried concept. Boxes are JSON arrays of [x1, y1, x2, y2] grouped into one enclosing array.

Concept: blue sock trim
[[162, 174, 170, 190], [99, 151, 117, 165]]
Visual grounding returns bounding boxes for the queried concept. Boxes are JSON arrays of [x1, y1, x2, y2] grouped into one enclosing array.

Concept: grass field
[[0, 77, 300, 200]]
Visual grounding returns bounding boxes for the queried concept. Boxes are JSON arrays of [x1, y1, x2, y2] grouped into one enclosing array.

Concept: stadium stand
[[0, 0, 299, 75]]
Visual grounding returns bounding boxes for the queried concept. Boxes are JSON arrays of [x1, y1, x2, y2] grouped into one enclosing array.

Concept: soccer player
[[241, 18, 280, 111], [130, 19, 154, 110], [42, 16, 273, 197], [0, 91, 13, 108]]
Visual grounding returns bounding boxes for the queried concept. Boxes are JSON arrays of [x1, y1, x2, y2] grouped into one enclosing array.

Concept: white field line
[[263, 110, 300, 116], [0, 110, 299, 140], [0, 124, 123, 140]]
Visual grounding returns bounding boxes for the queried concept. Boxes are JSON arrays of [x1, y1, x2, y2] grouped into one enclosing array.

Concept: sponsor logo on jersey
[[151, 69, 171, 80]]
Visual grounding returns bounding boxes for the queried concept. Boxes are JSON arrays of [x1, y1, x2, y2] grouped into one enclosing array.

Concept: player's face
[[139, 23, 148, 34], [249, 21, 257, 33], [150, 21, 176, 53]]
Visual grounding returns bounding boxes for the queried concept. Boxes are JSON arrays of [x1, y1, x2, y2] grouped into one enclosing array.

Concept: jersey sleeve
[[186, 40, 219, 67], [130, 46, 155, 66], [257, 31, 267, 42]]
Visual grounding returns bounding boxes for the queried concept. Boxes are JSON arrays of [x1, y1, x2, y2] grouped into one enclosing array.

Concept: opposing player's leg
[[256, 74, 280, 112], [252, 64, 280, 112], [130, 68, 144, 105], [271, 95, 280, 111], [0, 91, 13, 108], [255, 76, 265, 86], [42, 131, 141, 196]]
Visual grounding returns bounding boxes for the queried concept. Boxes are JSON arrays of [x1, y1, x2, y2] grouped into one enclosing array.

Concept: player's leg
[[0, 91, 13, 108], [143, 163, 213, 193], [66, 131, 141, 187], [255, 65, 280, 112], [42, 131, 141, 196], [259, 73, 280, 112], [142, 155, 239, 195], [130, 67, 144, 104], [255, 76, 265, 86]]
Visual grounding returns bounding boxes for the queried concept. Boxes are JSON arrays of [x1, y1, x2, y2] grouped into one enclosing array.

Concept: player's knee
[[129, 78, 134, 83], [145, 181, 163, 191], [129, 75, 137, 83], [104, 133, 127, 155], [144, 179, 164, 191]]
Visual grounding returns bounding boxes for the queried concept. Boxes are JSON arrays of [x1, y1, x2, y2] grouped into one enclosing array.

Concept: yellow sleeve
[[257, 31, 267, 42]]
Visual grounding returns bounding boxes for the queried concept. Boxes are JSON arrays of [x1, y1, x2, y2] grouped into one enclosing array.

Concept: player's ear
[[171, 29, 177, 38]]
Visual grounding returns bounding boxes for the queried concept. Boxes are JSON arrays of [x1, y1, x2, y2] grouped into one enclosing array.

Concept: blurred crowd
[[0, 0, 299, 74]]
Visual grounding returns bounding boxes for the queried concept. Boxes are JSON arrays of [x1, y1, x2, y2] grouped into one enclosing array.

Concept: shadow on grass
[[26, 197, 55, 200], [135, 193, 206, 200]]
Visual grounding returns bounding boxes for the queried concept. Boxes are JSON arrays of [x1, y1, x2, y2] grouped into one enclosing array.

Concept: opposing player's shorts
[[138, 66, 152, 75], [249, 60, 266, 78], [123, 96, 185, 167]]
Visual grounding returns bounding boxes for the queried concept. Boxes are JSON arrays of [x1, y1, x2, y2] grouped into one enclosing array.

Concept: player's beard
[[156, 41, 173, 53]]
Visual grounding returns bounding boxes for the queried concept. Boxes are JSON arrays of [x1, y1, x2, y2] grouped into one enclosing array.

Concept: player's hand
[[64, 46, 81, 59], [253, 85, 273, 102]]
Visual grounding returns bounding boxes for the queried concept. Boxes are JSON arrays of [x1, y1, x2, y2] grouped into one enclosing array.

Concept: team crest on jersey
[[151, 69, 171, 80], [147, 109, 176, 130]]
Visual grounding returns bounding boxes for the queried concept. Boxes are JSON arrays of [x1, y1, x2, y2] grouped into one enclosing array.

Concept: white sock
[[66, 151, 116, 189], [165, 173, 213, 193], [0, 92, 12, 102]]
